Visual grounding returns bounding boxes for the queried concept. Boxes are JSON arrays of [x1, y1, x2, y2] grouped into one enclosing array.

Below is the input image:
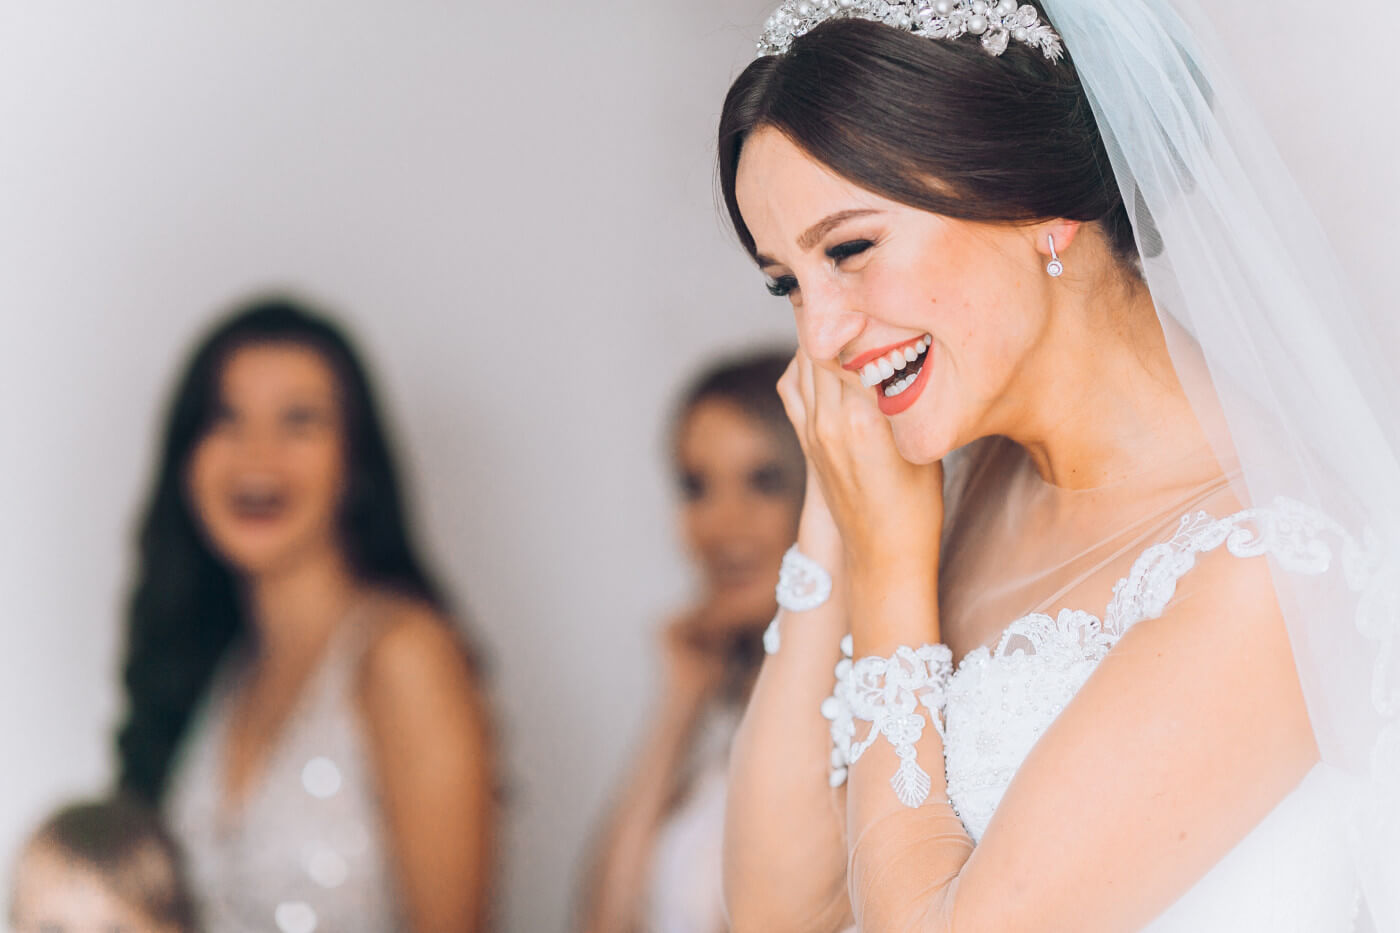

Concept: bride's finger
[[796, 349, 820, 439], [776, 354, 809, 438], [809, 356, 845, 420]]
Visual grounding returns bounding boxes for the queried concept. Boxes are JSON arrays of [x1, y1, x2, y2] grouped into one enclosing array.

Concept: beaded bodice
[[939, 500, 1362, 931], [945, 498, 1349, 838]]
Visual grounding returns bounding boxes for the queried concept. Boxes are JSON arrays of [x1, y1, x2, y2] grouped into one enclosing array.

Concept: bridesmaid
[[579, 351, 804, 933], [115, 296, 497, 933]]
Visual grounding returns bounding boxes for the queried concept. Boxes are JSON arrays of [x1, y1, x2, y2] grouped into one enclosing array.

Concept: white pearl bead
[[996, 0, 1017, 14], [935, 0, 954, 12], [796, 2, 812, 15], [967, 13, 988, 33], [971, 0, 987, 12]]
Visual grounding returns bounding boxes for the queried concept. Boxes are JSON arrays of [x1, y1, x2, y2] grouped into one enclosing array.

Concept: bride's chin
[[890, 420, 954, 466]]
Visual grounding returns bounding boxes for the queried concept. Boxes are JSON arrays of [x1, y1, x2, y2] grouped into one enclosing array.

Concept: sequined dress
[[165, 615, 404, 933]]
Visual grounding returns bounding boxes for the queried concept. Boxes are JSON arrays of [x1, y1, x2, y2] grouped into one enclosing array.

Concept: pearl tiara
[[757, 0, 1065, 61]]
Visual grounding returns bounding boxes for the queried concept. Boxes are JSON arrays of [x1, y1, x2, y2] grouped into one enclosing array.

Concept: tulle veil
[[1036, 0, 1399, 925]]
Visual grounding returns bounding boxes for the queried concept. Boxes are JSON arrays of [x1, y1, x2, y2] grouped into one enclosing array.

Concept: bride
[[715, 1, 1398, 930]]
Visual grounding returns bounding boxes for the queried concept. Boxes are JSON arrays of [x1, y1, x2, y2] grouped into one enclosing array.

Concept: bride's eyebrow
[[796, 209, 879, 250], [754, 207, 882, 269]]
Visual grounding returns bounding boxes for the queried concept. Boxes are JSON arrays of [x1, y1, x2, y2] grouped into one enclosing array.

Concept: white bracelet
[[763, 546, 835, 655], [777, 545, 833, 611], [821, 641, 954, 807]]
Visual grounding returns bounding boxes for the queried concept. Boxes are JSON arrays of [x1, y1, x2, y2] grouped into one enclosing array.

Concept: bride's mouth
[[847, 335, 933, 415]]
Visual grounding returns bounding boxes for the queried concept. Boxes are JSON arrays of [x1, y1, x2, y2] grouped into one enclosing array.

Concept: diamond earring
[[1046, 234, 1065, 278]]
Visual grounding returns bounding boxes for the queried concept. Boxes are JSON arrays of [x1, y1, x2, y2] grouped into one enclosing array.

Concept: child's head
[[9, 795, 196, 933]]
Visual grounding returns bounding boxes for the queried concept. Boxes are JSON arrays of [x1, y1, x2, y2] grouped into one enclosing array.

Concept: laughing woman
[[717, 1, 1398, 931], [115, 298, 497, 933]]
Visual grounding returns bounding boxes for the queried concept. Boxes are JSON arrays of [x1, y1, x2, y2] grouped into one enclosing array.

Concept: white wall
[[0, 3, 1392, 932], [0, 2, 785, 929]]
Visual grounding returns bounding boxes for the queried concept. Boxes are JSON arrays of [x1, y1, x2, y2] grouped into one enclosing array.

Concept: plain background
[[0, 3, 1393, 931]]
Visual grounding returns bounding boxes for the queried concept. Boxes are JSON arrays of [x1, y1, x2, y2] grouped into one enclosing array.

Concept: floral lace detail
[[823, 644, 954, 807], [943, 497, 1350, 840], [1104, 497, 1358, 633]]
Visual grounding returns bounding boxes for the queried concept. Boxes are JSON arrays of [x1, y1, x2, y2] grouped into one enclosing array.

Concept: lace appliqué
[[822, 497, 1361, 832], [942, 497, 1367, 840], [1105, 497, 1360, 632], [822, 640, 954, 807], [764, 546, 836, 655]]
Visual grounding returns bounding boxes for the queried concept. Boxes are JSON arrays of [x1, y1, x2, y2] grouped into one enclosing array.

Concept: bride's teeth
[[884, 373, 918, 397], [859, 337, 932, 392]]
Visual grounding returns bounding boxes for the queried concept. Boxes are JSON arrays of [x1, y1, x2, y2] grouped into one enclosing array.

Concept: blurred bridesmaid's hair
[[671, 349, 802, 469]]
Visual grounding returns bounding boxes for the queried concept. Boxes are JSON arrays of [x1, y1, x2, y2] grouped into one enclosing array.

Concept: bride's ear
[[1033, 220, 1084, 259]]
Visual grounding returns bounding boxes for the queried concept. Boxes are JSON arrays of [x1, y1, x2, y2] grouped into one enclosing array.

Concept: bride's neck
[[1007, 273, 1208, 491]]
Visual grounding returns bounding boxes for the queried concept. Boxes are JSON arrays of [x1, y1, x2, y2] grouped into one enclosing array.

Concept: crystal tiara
[[757, 0, 1065, 61]]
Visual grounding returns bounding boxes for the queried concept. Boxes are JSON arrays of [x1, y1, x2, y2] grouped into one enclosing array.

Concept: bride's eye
[[826, 239, 874, 263], [766, 274, 798, 297]]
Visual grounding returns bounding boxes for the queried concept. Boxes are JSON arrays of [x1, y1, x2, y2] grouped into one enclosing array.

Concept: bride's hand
[[777, 350, 944, 647]]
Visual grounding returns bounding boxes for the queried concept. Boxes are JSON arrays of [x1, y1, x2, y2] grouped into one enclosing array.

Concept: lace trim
[[764, 547, 836, 655], [822, 642, 954, 807], [822, 497, 1381, 816], [1105, 496, 1363, 633]]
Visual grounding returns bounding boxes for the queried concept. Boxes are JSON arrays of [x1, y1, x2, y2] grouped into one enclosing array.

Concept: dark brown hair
[[717, 13, 1138, 267], [17, 795, 198, 932]]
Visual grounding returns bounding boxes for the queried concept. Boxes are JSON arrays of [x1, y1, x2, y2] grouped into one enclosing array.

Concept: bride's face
[[734, 127, 1050, 464]]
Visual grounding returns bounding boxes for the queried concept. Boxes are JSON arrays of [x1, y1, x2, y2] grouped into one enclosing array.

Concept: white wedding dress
[[928, 438, 1364, 931]]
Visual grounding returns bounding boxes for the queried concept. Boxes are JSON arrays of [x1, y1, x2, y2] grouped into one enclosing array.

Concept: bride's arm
[[844, 550, 1317, 932], [783, 351, 1317, 932], [722, 474, 855, 933]]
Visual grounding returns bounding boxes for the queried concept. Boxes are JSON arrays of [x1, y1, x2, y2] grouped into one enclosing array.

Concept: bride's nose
[[795, 284, 865, 364]]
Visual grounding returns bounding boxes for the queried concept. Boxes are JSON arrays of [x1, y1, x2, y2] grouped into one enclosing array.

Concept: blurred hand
[[659, 609, 731, 701]]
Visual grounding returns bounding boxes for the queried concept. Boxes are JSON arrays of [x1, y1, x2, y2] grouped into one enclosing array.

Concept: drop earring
[[1046, 234, 1065, 278]]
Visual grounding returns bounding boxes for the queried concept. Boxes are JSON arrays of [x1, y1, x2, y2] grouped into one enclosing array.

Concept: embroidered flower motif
[[822, 497, 1367, 836]]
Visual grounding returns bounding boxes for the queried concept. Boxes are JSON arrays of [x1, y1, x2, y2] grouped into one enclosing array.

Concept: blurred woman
[[578, 351, 804, 933], [115, 296, 496, 933]]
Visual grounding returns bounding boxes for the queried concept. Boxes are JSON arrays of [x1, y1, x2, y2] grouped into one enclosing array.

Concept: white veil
[[1037, 0, 1400, 925]]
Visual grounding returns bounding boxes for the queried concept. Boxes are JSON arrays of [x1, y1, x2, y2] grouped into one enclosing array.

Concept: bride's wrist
[[846, 573, 940, 656], [795, 515, 843, 572]]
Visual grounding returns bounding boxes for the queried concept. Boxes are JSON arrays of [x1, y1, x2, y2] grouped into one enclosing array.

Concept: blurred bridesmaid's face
[[676, 400, 802, 630], [187, 344, 347, 579]]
